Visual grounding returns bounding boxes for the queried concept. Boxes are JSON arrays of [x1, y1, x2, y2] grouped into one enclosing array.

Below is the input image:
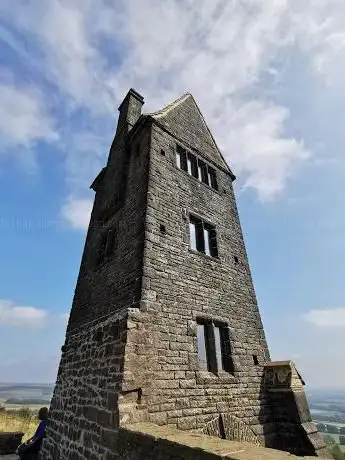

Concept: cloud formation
[[303, 307, 345, 328], [0, 81, 57, 150], [0, 299, 69, 328], [1, 0, 345, 207], [0, 299, 48, 328], [60, 197, 92, 231]]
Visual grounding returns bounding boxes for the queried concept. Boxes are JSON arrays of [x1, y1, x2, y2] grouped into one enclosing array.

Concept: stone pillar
[[264, 361, 332, 458]]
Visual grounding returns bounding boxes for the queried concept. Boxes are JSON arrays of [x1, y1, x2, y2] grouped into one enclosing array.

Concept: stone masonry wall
[[121, 116, 277, 447], [41, 313, 127, 459], [41, 91, 323, 459], [41, 120, 151, 459], [66, 128, 150, 331]]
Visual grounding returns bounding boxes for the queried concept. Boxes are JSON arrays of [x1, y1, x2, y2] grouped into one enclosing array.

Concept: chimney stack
[[115, 88, 144, 137]]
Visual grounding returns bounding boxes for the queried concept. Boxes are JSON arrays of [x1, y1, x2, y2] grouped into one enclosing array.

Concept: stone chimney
[[115, 88, 144, 137]]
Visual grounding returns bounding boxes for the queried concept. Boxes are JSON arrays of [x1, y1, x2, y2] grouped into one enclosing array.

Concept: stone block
[[0, 432, 23, 455]]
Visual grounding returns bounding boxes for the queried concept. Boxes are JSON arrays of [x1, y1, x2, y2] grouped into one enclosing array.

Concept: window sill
[[188, 248, 220, 263], [195, 370, 238, 385]]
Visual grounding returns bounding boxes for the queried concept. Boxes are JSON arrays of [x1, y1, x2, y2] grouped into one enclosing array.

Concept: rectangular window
[[176, 145, 187, 171], [187, 153, 192, 175], [197, 320, 234, 374], [197, 324, 208, 371], [189, 220, 197, 251], [198, 159, 209, 185], [208, 167, 218, 190], [208, 225, 218, 258], [190, 154, 199, 178], [203, 226, 211, 257], [189, 215, 217, 257], [198, 162, 202, 182], [176, 145, 218, 190], [218, 325, 235, 373], [214, 325, 224, 372], [176, 149, 181, 169]]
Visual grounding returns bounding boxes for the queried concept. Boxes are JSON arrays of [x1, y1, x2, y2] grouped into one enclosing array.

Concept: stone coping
[[123, 423, 323, 460], [0, 432, 23, 456]]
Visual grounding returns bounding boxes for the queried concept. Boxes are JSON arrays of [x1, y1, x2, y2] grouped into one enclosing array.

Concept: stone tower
[[41, 89, 328, 459]]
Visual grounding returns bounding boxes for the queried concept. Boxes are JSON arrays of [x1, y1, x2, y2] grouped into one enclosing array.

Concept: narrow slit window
[[208, 170, 212, 188], [198, 162, 202, 182], [204, 226, 211, 257], [214, 326, 224, 372], [219, 326, 234, 374], [187, 153, 192, 175], [176, 145, 187, 171], [208, 167, 218, 190], [176, 149, 181, 169], [189, 219, 197, 251], [209, 227, 218, 258], [195, 219, 205, 253], [198, 160, 209, 185], [190, 154, 199, 178], [197, 324, 208, 371]]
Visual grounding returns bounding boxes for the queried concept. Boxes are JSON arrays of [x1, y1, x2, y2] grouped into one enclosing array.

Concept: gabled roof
[[149, 93, 191, 118], [149, 93, 234, 177]]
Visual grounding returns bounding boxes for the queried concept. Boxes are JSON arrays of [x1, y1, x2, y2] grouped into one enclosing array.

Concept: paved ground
[[0, 455, 17, 459]]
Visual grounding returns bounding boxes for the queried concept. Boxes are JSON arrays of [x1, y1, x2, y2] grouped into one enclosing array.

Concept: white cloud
[[0, 81, 58, 151], [289, 0, 345, 86], [60, 312, 69, 322], [60, 197, 93, 231], [223, 101, 310, 200], [303, 308, 345, 328], [2, 0, 345, 199], [0, 299, 48, 328]]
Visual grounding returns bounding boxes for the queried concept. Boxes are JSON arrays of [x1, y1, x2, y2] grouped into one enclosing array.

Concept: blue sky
[[0, 0, 344, 388]]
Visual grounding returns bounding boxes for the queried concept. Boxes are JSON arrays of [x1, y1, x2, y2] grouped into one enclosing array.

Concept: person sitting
[[17, 407, 48, 459]]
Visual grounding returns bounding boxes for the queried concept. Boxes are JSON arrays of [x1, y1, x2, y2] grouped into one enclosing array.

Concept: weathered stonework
[[41, 89, 328, 459], [0, 432, 23, 455]]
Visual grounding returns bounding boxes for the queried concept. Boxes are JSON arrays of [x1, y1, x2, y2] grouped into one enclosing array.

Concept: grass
[[0, 410, 38, 442]]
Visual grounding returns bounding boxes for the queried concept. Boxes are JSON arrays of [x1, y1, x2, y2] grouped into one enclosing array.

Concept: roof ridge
[[148, 93, 191, 118]]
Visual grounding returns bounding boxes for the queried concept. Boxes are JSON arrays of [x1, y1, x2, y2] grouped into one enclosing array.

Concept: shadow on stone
[[0, 432, 23, 455], [258, 361, 332, 458]]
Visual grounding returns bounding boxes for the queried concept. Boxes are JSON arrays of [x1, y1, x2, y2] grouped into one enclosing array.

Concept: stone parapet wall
[[0, 432, 23, 455], [119, 423, 330, 460]]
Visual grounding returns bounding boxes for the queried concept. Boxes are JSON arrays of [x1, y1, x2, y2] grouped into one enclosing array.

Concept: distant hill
[[0, 383, 54, 403]]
